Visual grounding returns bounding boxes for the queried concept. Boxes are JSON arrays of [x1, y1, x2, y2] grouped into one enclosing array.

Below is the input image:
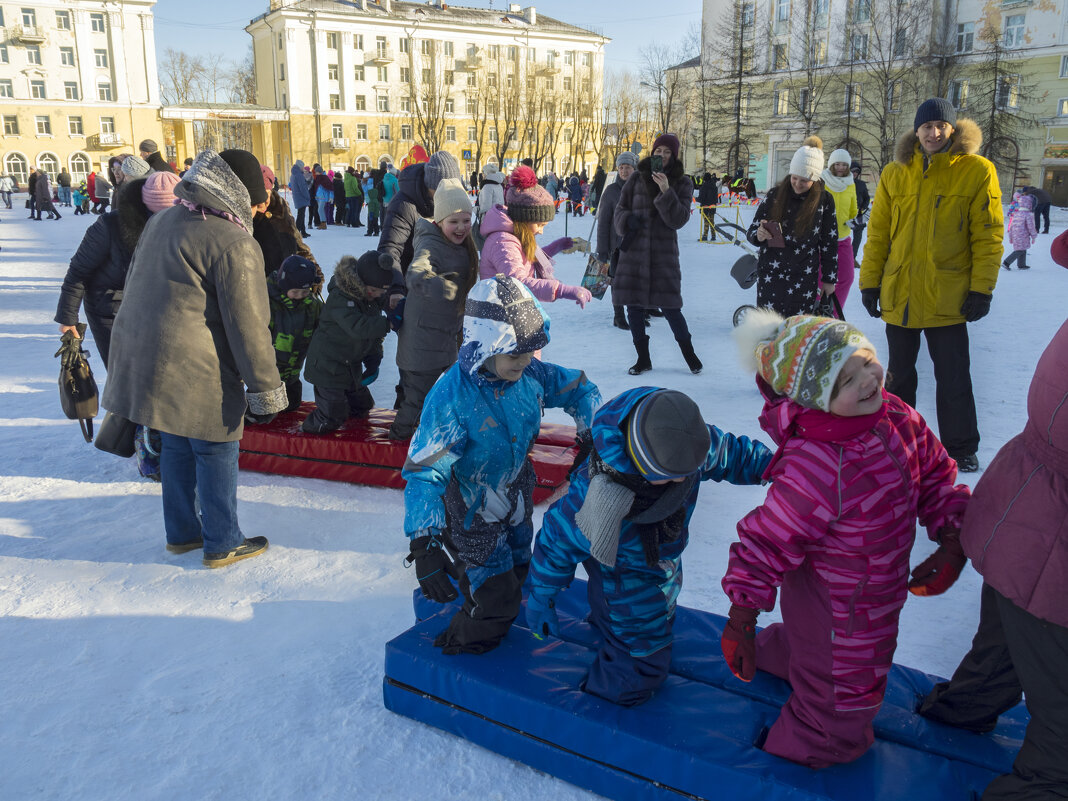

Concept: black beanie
[[625, 390, 711, 480], [356, 251, 392, 288], [277, 255, 317, 292], [913, 98, 956, 131], [219, 149, 267, 205]]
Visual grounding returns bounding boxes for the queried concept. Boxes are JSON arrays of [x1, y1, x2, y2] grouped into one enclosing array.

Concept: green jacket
[[366, 186, 381, 215], [268, 272, 323, 381], [343, 172, 363, 199]]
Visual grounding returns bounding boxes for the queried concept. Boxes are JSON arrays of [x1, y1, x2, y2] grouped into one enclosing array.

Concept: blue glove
[[388, 297, 405, 332], [360, 367, 379, 386], [525, 588, 560, 640]]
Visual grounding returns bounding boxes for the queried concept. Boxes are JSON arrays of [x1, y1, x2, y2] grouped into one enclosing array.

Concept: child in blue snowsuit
[[527, 387, 772, 705], [403, 275, 601, 655]]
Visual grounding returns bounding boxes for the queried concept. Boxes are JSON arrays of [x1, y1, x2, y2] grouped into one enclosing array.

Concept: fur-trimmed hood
[[895, 118, 982, 164], [331, 254, 373, 301]]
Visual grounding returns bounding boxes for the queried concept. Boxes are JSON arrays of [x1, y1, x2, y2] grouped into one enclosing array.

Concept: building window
[[26, 46, 41, 65], [564, 50, 573, 65], [467, 126, 477, 140], [1004, 15, 1025, 48], [773, 87, 789, 116], [22, 8, 37, 26], [893, 29, 908, 58], [853, 0, 870, 22], [488, 44, 499, 59], [956, 22, 974, 53], [446, 126, 456, 141], [506, 74, 514, 88], [422, 68, 432, 84], [444, 70, 453, 85], [466, 98, 477, 114], [582, 52, 592, 67], [400, 67, 411, 83], [327, 64, 338, 80], [60, 47, 75, 67], [887, 80, 901, 110], [378, 124, 390, 140], [90, 13, 106, 32], [354, 95, 366, 110], [64, 82, 79, 100], [506, 45, 517, 61], [56, 10, 71, 30], [95, 49, 109, 68], [0, 46, 8, 64], [808, 40, 826, 67], [331, 123, 343, 138], [773, 43, 788, 70], [69, 116, 83, 135], [278, 33, 283, 50], [326, 32, 338, 49], [845, 83, 862, 113], [354, 65, 364, 81], [799, 87, 811, 114], [487, 73, 497, 87], [399, 37, 410, 54], [776, 0, 790, 22], [354, 34, 364, 49], [444, 98, 454, 113], [563, 77, 572, 91], [851, 32, 868, 61], [813, 0, 828, 16], [422, 39, 433, 56], [377, 66, 388, 82], [741, 2, 755, 27], [70, 152, 91, 182], [1061, 55, 1068, 77], [546, 49, 556, 67], [100, 116, 115, 134], [488, 128, 498, 143], [30, 80, 45, 99], [3, 116, 19, 135], [329, 94, 340, 109], [35, 116, 51, 135], [97, 81, 112, 101], [997, 75, 1020, 109], [279, 63, 285, 81], [377, 95, 389, 112], [444, 41, 454, 57], [401, 124, 412, 139], [0, 79, 10, 98], [356, 123, 368, 140]]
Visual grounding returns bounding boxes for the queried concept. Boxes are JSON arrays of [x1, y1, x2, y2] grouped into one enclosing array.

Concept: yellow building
[[0, 0, 165, 188], [246, 0, 608, 180]]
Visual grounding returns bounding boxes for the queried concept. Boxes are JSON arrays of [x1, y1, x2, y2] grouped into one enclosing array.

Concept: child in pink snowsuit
[[721, 310, 971, 769], [1002, 192, 1037, 270]]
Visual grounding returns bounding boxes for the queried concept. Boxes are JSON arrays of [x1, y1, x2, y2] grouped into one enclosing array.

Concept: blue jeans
[[58, 186, 71, 206], [159, 433, 243, 554]]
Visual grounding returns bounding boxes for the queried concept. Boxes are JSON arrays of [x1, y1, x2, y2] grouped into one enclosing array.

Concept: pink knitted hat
[[261, 164, 276, 194], [141, 171, 180, 213], [505, 165, 555, 223]]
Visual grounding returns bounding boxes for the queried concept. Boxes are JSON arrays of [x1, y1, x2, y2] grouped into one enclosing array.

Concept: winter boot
[[613, 306, 629, 330], [678, 337, 703, 375], [203, 536, 269, 568], [628, 337, 652, 375]]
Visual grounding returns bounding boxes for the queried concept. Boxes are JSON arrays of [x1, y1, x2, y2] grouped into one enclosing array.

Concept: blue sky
[[152, 0, 702, 72]]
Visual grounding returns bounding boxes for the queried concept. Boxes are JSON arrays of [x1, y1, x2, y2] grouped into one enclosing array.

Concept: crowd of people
[[45, 94, 1066, 797]]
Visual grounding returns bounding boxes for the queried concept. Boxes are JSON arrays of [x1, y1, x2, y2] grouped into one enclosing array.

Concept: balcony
[[536, 63, 560, 76], [9, 24, 46, 44], [330, 137, 350, 150], [366, 46, 394, 65], [87, 132, 125, 149]]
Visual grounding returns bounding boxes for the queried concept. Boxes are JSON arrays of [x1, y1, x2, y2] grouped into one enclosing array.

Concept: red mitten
[[908, 527, 966, 597], [721, 604, 759, 681]]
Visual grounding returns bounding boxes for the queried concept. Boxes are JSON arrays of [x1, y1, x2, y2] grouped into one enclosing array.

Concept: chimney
[[525, 6, 536, 24], [508, 3, 521, 12]]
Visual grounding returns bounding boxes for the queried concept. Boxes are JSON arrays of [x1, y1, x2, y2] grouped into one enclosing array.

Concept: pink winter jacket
[[478, 205, 569, 302], [723, 381, 970, 709], [1007, 193, 1038, 252]]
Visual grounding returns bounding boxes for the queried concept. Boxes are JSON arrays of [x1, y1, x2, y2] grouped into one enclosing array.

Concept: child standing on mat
[[526, 387, 772, 706], [722, 310, 971, 769], [301, 252, 391, 434], [265, 255, 324, 414], [403, 275, 601, 655]]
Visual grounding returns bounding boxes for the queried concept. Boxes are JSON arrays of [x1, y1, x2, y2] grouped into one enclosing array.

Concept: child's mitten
[[721, 604, 759, 682], [406, 530, 458, 603], [525, 589, 560, 640], [908, 527, 966, 597]]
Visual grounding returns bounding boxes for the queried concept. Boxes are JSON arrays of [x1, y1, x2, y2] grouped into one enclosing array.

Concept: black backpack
[[56, 324, 98, 442]]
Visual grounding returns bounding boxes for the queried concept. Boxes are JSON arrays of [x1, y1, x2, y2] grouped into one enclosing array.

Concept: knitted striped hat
[[736, 309, 874, 411], [625, 390, 711, 480], [505, 165, 555, 223]]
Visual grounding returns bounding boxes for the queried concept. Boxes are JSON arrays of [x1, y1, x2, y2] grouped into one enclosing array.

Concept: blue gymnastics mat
[[385, 582, 1025, 801]]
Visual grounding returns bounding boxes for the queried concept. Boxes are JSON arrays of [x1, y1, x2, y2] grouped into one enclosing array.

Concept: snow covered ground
[[1, 192, 1064, 801]]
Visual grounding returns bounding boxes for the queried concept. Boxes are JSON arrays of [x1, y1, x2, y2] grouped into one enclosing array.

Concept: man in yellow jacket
[[859, 97, 1003, 473]]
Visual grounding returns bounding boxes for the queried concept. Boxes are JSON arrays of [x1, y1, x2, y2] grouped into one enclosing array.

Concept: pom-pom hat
[[626, 390, 711, 480], [505, 165, 555, 223], [789, 135, 825, 182], [356, 250, 393, 288]]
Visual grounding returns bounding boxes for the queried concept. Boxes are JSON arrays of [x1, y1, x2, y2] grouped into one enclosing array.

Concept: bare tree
[[599, 70, 656, 165], [639, 40, 696, 134], [403, 36, 455, 154]]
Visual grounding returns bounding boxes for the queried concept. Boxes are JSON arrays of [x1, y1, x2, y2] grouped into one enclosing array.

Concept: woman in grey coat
[[34, 171, 60, 220], [102, 149, 287, 568]]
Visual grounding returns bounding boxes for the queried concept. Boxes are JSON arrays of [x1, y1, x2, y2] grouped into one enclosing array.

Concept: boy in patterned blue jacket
[[527, 388, 772, 706], [403, 275, 601, 656]]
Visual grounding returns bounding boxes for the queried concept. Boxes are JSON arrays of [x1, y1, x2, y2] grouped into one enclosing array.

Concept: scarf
[[821, 169, 854, 194], [575, 449, 696, 568], [178, 199, 249, 234]]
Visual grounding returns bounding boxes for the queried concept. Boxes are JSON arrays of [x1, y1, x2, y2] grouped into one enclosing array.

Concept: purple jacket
[[478, 205, 569, 302], [962, 318, 1068, 627], [1006, 193, 1037, 252]]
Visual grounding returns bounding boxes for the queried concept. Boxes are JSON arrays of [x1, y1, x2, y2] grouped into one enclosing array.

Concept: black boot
[[678, 337, 703, 375], [628, 337, 652, 375], [613, 306, 629, 330]]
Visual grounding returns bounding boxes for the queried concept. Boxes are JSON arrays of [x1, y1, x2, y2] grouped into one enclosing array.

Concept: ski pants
[[390, 367, 446, 440]]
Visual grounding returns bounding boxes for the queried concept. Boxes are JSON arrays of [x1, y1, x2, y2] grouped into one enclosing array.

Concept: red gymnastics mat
[[239, 402, 578, 503]]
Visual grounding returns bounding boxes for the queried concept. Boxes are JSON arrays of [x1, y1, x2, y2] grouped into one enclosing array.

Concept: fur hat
[[789, 136, 824, 182], [505, 166, 555, 223], [914, 97, 956, 131], [651, 133, 680, 162], [735, 308, 875, 412], [828, 149, 852, 169], [121, 154, 152, 179], [433, 178, 473, 222], [483, 164, 504, 184], [277, 255, 318, 293], [355, 250, 392, 289], [219, 149, 267, 205], [141, 170, 180, 213], [424, 150, 461, 192], [625, 390, 711, 480], [138, 139, 159, 154], [615, 151, 639, 169]]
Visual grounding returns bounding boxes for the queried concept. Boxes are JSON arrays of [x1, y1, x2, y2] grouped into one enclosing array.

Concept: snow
[[1, 193, 1064, 800]]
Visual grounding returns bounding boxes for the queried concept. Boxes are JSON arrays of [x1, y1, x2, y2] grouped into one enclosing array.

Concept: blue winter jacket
[[529, 386, 772, 656], [402, 337, 601, 538], [288, 161, 310, 209]]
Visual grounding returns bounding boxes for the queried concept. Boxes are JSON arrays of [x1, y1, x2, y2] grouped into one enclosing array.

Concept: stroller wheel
[[733, 304, 758, 328]]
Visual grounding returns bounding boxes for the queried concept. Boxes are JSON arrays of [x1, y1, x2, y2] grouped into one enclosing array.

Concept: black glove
[[568, 429, 594, 478], [406, 532, 458, 603], [244, 407, 277, 426], [55, 323, 89, 371], [861, 288, 881, 318], [960, 291, 992, 322]]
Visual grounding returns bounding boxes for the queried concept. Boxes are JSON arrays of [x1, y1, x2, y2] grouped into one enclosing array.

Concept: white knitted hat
[[828, 148, 852, 168], [432, 178, 473, 222], [789, 136, 824, 182]]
